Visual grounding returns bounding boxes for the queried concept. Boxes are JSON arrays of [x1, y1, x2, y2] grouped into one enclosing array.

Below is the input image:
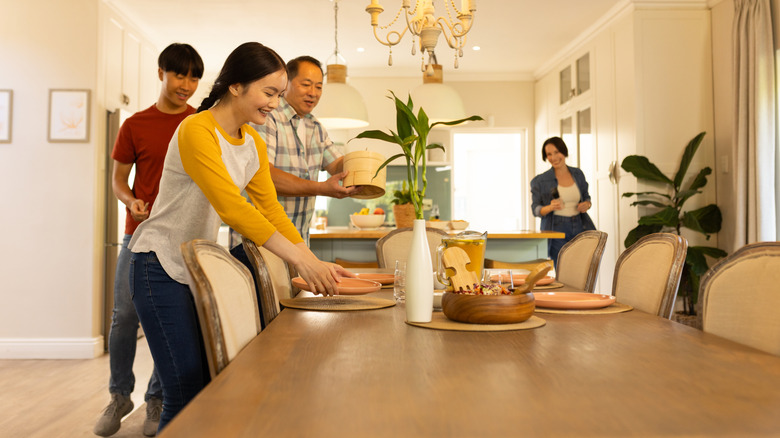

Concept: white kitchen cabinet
[[534, 6, 715, 292], [559, 52, 591, 105], [101, 5, 157, 112]]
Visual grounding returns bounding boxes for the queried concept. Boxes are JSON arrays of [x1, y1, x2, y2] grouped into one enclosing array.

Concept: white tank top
[[554, 184, 580, 217]]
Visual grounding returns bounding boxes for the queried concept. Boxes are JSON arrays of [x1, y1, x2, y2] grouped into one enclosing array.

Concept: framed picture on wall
[[0, 90, 11, 143], [48, 89, 91, 143]]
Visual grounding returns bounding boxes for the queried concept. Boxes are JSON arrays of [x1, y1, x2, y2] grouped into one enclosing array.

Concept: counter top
[[309, 227, 564, 239]]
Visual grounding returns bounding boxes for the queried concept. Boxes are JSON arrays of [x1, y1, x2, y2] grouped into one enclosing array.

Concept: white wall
[[0, 0, 103, 358]]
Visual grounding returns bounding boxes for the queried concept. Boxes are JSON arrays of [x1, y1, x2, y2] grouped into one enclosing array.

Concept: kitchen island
[[308, 227, 564, 264]]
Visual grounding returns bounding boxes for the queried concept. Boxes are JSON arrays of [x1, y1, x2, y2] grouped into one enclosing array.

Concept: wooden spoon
[[513, 261, 553, 294], [441, 247, 479, 293]]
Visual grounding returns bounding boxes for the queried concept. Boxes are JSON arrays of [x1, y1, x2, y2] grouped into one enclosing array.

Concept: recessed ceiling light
[[357, 47, 365, 53], [472, 46, 481, 51]]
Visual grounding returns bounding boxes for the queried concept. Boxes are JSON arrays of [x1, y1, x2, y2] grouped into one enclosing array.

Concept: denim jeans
[[108, 234, 162, 401], [130, 251, 210, 431], [548, 215, 587, 269]]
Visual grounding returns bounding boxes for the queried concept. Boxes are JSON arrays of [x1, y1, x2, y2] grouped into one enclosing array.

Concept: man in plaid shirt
[[253, 56, 359, 242]]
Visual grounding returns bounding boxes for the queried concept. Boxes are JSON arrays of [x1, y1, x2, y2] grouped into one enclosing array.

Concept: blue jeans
[[109, 234, 162, 401], [548, 215, 587, 269], [130, 251, 210, 431]]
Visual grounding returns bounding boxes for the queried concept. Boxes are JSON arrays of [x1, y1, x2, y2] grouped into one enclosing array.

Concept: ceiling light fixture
[[410, 64, 466, 124], [366, 0, 477, 73], [317, 0, 370, 130]]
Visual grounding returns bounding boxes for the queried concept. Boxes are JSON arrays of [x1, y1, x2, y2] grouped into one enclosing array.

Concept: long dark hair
[[197, 42, 286, 113]]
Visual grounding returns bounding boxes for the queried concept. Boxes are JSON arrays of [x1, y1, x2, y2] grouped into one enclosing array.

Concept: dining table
[[159, 286, 780, 437]]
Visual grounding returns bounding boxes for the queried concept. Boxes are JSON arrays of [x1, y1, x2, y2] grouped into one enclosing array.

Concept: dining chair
[[612, 233, 687, 319], [242, 237, 293, 327], [375, 227, 449, 268], [556, 230, 608, 292], [700, 242, 780, 355], [181, 239, 261, 378]]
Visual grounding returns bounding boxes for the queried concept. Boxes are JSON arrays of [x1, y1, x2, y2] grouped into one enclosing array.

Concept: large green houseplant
[[621, 131, 727, 316], [353, 91, 483, 219]]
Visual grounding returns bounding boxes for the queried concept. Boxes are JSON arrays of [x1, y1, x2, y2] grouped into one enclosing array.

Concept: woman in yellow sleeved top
[[128, 42, 350, 431]]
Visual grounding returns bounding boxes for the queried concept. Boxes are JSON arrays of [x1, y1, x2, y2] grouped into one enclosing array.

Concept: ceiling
[[107, 0, 624, 80]]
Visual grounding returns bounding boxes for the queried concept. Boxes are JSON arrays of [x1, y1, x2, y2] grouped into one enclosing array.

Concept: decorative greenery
[[390, 180, 416, 205], [621, 131, 727, 315], [353, 91, 483, 219]]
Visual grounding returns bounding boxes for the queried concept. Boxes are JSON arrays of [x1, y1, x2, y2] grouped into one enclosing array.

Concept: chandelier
[[366, 0, 477, 73]]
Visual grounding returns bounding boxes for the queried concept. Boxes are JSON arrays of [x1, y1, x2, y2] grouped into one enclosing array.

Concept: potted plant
[[352, 91, 482, 323], [621, 131, 727, 324], [390, 180, 417, 228], [352, 91, 483, 219]]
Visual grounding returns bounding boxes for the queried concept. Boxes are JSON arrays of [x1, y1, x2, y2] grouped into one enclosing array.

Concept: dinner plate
[[355, 273, 395, 285], [533, 292, 616, 310], [291, 277, 382, 295], [490, 274, 555, 286]]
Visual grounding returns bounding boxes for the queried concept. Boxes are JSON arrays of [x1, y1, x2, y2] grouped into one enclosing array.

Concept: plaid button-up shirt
[[254, 99, 341, 242]]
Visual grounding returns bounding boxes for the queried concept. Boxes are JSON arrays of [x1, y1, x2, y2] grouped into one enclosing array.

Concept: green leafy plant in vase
[[621, 131, 727, 317], [352, 91, 483, 219]]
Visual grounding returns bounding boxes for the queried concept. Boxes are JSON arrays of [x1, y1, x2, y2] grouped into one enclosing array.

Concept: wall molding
[[0, 336, 104, 359], [534, 0, 712, 80]]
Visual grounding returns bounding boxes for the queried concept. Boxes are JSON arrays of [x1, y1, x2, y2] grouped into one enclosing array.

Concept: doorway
[[451, 129, 530, 231]]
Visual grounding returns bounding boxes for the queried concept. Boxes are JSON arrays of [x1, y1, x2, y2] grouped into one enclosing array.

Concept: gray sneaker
[[143, 397, 163, 436], [93, 393, 133, 437]]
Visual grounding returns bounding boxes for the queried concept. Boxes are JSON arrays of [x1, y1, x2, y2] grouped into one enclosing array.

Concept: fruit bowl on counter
[[349, 208, 386, 229]]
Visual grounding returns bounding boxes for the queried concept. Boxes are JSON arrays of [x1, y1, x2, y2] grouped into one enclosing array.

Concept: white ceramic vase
[[405, 219, 434, 322]]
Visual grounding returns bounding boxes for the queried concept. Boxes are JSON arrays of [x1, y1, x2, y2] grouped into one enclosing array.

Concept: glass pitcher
[[436, 230, 488, 290]]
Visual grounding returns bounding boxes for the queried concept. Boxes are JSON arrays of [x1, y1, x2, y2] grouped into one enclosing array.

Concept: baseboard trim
[[0, 336, 104, 359]]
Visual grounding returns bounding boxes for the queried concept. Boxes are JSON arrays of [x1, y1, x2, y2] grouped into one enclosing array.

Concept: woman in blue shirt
[[530, 137, 596, 267]]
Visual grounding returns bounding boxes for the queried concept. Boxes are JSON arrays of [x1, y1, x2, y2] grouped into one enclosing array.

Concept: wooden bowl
[[441, 291, 535, 324]]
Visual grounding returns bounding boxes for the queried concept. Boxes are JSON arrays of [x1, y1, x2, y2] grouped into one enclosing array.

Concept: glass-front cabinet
[[557, 51, 592, 170], [559, 52, 590, 105]]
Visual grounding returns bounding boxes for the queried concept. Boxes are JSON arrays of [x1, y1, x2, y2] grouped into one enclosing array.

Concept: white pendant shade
[[317, 64, 369, 130], [317, 82, 369, 129], [411, 83, 466, 124], [410, 64, 466, 125]]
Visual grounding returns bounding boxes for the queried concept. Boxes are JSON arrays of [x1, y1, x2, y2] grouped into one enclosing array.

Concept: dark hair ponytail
[[197, 42, 286, 113]]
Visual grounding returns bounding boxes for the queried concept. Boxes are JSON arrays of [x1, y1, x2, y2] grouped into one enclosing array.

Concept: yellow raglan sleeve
[[177, 115, 294, 246], [243, 127, 303, 245]]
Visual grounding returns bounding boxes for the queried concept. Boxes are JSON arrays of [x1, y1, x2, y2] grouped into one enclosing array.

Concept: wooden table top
[[309, 227, 565, 240], [160, 290, 780, 437]]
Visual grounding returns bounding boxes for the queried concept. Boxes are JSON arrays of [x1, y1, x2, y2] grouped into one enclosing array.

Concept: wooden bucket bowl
[[441, 292, 536, 324], [343, 150, 387, 199]]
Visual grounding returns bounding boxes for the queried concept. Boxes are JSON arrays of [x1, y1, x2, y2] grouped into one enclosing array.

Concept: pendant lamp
[[410, 64, 466, 125], [316, 0, 369, 130]]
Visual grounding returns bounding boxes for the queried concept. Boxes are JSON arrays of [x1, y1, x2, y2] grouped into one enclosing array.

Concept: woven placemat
[[534, 302, 633, 315], [406, 313, 546, 332], [530, 281, 564, 290], [280, 296, 395, 311]]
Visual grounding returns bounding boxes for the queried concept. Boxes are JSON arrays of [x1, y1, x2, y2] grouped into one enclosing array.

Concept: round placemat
[[534, 302, 633, 314], [406, 313, 546, 331], [531, 282, 565, 290], [280, 296, 395, 311]]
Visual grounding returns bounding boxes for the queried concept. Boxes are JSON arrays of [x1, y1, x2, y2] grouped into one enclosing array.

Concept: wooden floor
[[0, 337, 155, 438]]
